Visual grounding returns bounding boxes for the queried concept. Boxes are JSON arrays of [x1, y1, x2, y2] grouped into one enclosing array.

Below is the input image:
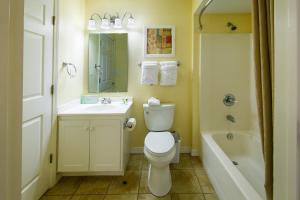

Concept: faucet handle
[[107, 98, 111, 103], [223, 94, 238, 106]]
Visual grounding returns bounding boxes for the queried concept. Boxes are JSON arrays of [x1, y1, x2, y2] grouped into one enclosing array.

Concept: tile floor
[[41, 154, 218, 200]]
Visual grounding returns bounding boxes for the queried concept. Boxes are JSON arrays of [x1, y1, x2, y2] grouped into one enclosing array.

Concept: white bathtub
[[202, 132, 266, 200]]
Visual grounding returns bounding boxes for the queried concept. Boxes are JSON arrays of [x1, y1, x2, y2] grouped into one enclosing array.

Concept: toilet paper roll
[[125, 118, 136, 132]]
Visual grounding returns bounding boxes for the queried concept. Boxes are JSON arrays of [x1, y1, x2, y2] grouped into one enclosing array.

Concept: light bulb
[[101, 18, 110, 29], [114, 18, 123, 29], [88, 19, 97, 30], [127, 16, 135, 28]]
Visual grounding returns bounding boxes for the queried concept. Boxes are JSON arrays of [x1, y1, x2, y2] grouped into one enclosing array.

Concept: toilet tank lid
[[143, 104, 175, 110]]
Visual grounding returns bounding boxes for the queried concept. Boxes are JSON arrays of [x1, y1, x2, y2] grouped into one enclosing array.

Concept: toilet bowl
[[144, 132, 176, 196], [143, 104, 176, 196]]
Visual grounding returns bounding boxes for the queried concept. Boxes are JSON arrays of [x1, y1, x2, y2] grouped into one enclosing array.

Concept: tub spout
[[226, 114, 235, 123]]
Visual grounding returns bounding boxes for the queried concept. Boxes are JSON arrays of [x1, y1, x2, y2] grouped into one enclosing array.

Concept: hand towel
[[148, 97, 160, 106], [141, 61, 158, 85], [160, 61, 177, 86]]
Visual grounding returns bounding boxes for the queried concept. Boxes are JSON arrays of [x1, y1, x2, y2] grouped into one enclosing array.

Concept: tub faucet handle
[[223, 94, 238, 106]]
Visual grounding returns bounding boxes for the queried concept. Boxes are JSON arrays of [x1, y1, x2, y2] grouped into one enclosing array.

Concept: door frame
[[273, 0, 299, 199], [49, 0, 60, 187], [0, 0, 23, 199]]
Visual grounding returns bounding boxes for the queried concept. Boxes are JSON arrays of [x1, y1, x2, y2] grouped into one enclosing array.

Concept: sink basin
[[80, 104, 119, 113], [58, 98, 133, 116]]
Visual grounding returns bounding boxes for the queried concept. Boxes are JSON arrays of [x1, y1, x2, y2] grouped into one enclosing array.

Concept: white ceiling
[[205, 0, 252, 13]]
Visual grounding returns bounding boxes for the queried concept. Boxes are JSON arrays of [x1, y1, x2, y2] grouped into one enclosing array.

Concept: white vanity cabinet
[[58, 116, 130, 175], [58, 120, 90, 172], [89, 119, 121, 171], [57, 98, 133, 175]]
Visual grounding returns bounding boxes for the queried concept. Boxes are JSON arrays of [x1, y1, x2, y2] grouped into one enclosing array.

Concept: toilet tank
[[143, 104, 175, 131]]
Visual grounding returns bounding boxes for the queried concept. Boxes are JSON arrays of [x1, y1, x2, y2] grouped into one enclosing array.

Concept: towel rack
[[138, 61, 180, 67], [62, 62, 77, 78]]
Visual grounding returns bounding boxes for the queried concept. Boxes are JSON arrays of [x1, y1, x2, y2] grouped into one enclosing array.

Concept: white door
[[58, 120, 90, 172], [90, 119, 121, 171], [22, 0, 53, 199]]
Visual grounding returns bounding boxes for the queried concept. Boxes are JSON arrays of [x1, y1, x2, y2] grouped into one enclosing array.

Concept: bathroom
[[0, 0, 299, 200]]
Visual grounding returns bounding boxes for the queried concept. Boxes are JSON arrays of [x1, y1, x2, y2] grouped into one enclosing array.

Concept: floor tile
[[195, 172, 211, 186], [171, 170, 202, 194], [75, 176, 112, 195], [41, 154, 217, 200], [142, 158, 149, 171], [204, 193, 219, 200], [139, 171, 150, 194], [71, 195, 105, 200], [138, 194, 171, 200], [46, 177, 82, 195], [127, 155, 143, 171], [170, 154, 193, 170], [191, 156, 204, 169], [40, 196, 72, 200], [107, 171, 140, 194], [171, 194, 205, 200], [200, 185, 215, 194], [104, 194, 138, 200]]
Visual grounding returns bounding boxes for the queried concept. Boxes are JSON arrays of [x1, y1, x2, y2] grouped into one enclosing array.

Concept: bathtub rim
[[201, 131, 264, 200]]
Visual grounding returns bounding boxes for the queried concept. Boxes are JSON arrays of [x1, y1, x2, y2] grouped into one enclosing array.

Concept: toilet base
[[147, 164, 172, 196]]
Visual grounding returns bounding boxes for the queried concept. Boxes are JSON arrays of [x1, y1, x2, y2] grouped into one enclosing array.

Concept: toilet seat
[[145, 132, 175, 157]]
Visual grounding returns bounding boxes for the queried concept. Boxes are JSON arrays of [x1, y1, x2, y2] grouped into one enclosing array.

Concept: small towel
[[160, 61, 177, 86], [148, 97, 160, 106], [141, 61, 158, 85]]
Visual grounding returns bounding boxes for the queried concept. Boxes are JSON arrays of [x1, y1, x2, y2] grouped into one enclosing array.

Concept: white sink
[[57, 97, 133, 116], [78, 104, 120, 113]]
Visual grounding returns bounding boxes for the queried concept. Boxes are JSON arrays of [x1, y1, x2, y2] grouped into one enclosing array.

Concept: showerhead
[[227, 22, 237, 31]]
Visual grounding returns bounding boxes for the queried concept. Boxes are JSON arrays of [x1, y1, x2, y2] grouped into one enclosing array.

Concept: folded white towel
[[159, 61, 178, 66], [148, 97, 160, 106], [141, 61, 158, 85], [160, 61, 177, 86]]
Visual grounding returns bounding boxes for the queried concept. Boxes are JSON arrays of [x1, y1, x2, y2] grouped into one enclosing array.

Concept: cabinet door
[[90, 119, 121, 171], [58, 120, 90, 172]]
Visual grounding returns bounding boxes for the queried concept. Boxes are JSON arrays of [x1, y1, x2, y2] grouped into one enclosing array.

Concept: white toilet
[[143, 104, 176, 197]]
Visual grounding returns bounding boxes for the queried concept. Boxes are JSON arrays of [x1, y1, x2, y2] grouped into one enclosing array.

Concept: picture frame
[[144, 25, 176, 57]]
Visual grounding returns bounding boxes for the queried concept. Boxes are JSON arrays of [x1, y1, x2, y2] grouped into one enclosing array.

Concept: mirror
[[88, 33, 128, 93]]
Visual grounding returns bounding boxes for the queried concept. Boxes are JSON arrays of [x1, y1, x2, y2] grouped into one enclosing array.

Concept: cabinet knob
[[90, 127, 95, 132], [85, 127, 90, 132]]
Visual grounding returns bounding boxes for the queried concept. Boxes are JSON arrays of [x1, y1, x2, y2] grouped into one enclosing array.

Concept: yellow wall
[[201, 13, 252, 33], [57, 0, 87, 105], [85, 0, 193, 149], [192, 0, 203, 13]]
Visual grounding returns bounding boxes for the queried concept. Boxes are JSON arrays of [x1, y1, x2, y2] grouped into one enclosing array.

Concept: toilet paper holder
[[124, 118, 136, 129]]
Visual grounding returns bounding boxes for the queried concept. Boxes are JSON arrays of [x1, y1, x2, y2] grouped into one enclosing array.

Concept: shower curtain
[[252, 0, 274, 199]]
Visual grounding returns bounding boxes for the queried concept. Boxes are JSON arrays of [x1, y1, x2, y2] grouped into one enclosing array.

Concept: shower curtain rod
[[198, 0, 214, 30]]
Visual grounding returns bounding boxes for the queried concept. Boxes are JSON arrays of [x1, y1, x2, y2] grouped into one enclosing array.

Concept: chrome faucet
[[100, 97, 111, 104], [226, 114, 235, 123]]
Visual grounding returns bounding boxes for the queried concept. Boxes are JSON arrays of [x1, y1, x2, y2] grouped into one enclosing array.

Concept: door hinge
[[52, 16, 56, 26], [49, 153, 53, 164], [51, 84, 54, 95]]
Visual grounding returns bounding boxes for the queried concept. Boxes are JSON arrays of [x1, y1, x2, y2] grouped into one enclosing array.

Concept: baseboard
[[191, 148, 200, 156], [130, 146, 191, 154], [130, 147, 144, 154]]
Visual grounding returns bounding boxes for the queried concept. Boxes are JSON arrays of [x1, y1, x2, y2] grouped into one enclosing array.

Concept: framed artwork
[[144, 26, 175, 57]]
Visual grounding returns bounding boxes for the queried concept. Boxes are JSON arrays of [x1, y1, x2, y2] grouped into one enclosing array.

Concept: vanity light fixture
[[88, 13, 102, 30], [88, 12, 136, 30]]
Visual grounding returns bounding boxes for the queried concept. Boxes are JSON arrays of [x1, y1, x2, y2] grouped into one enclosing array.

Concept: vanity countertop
[[58, 97, 133, 116]]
